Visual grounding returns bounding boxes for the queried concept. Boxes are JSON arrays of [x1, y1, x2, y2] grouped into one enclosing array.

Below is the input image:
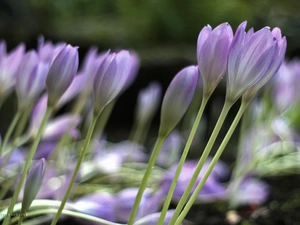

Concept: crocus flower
[[160, 160, 228, 203], [229, 177, 269, 207], [41, 114, 81, 141], [136, 82, 162, 124], [226, 22, 286, 102], [56, 73, 88, 109], [273, 60, 300, 111], [93, 50, 132, 115], [159, 66, 198, 137], [46, 44, 79, 106], [0, 43, 25, 98], [197, 23, 233, 97], [21, 158, 46, 213], [134, 210, 177, 225], [15, 51, 48, 109], [122, 51, 140, 91], [114, 188, 152, 223], [72, 192, 117, 225]]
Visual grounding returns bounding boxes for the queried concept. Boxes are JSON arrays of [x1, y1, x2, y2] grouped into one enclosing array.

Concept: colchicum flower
[[46, 44, 79, 106], [136, 82, 162, 124], [21, 158, 46, 213], [197, 22, 233, 97], [0, 43, 25, 99], [159, 66, 198, 137], [93, 50, 133, 116], [226, 21, 286, 102], [16, 51, 48, 110]]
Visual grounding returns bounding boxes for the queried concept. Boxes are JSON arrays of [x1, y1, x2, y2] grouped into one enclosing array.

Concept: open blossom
[[226, 21, 286, 102], [197, 23, 233, 96]]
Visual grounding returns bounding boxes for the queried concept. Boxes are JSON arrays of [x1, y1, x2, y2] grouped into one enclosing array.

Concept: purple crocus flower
[[159, 65, 198, 137], [226, 22, 286, 102], [134, 210, 178, 225], [114, 188, 152, 223], [273, 60, 300, 111], [56, 73, 88, 109], [230, 177, 269, 207], [160, 160, 228, 203], [46, 44, 79, 106], [0, 43, 25, 98], [197, 22, 233, 97], [136, 82, 162, 124], [16, 51, 48, 109], [41, 114, 81, 141], [21, 158, 46, 213], [72, 192, 117, 225], [93, 50, 132, 115]]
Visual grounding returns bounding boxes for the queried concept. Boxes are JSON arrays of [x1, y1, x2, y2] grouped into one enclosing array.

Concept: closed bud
[[21, 158, 46, 213], [46, 44, 79, 106], [159, 66, 198, 137]]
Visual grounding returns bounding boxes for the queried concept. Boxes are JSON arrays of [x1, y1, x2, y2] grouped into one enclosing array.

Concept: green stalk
[[50, 113, 98, 225], [93, 100, 115, 138], [0, 110, 23, 154], [127, 135, 166, 225], [168, 100, 233, 225], [2, 107, 53, 225], [17, 216, 24, 225], [174, 101, 249, 225], [157, 96, 209, 225], [12, 106, 32, 146], [10, 208, 124, 225]]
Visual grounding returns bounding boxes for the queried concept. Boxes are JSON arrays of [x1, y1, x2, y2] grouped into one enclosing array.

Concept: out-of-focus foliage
[[0, 0, 299, 57]]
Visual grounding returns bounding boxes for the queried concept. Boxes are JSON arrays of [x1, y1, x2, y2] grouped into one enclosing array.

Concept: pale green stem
[[17, 216, 23, 225], [130, 119, 145, 144], [127, 135, 166, 225], [10, 208, 124, 225], [2, 107, 53, 225], [12, 106, 32, 146], [168, 100, 233, 225], [50, 114, 98, 225], [157, 96, 209, 225], [0, 110, 23, 154], [181, 90, 202, 132], [0, 199, 73, 219], [93, 100, 116, 138], [174, 101, 249, 225]]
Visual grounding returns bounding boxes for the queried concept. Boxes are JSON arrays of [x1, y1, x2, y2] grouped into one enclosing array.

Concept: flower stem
[[2, 106, 53, 225], [157, 96, 209, 225], [10, 208, 124, 225], [127, 135, 166, 225], [12, 106, 32, 146], [168, 100, 232, 225], [50, 114, 98, 225], [0, 109, 22, 154], [174, 101, 249, 225]]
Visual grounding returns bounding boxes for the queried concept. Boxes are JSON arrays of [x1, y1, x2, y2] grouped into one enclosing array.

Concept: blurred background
[[0, 0, 300, 140]]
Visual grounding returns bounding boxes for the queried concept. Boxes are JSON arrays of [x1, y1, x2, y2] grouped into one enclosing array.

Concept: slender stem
[[168, 100, 233, 225], [2, 107, 52, 225], [0, 199, 74, 220], [10, 208, 124, 225], [127, 135, 166, 225], [0, 110, 23, 154], [157, 96, 209, 225], [17, 216, 23, 225], [12, 106, 32, 146], [50, 114, 98, 225], [93, 100, 115, 138], [174, 101, 249, 225]]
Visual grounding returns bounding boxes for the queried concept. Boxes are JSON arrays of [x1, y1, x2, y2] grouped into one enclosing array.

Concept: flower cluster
[[0, 20, 288, 225]]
